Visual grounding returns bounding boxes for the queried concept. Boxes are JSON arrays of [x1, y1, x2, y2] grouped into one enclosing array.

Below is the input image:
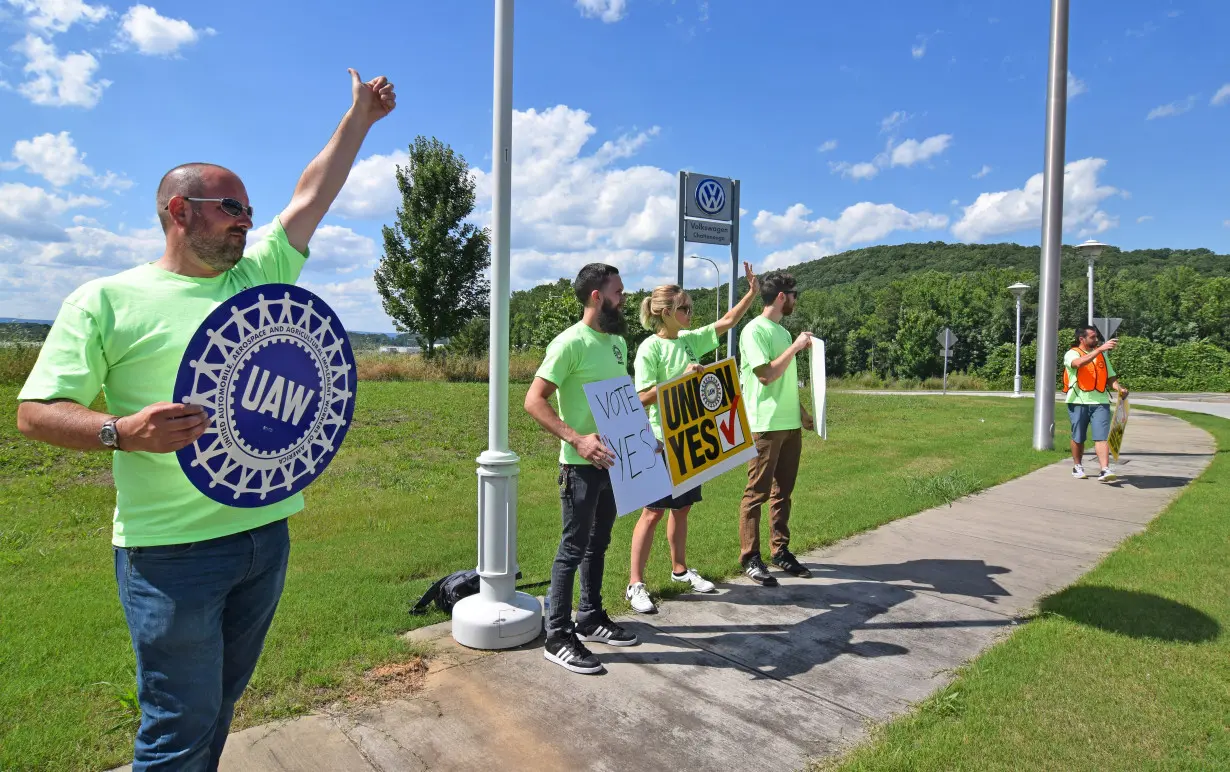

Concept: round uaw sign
[[174, 284, 356, 507]]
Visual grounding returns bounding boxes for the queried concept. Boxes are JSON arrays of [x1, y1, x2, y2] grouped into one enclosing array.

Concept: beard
[[597, 298, 627, 335], [782, 296, 797, 316], [187, 221, 245, 272]]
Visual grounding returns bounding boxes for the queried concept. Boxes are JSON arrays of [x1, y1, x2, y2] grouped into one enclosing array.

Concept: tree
[[375, 136, 490, 358]]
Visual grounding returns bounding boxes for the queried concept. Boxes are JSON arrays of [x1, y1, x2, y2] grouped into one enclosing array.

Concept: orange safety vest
[[1063, 347, 1108, 393]]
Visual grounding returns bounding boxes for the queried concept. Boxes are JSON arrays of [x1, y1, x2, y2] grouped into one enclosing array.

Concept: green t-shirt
[[18, 218, 309, 547], [535, 321, 629, 465], [634, 323, 720, 440], [738, 315, 802, 433], [1063, 348, 1117, 405]]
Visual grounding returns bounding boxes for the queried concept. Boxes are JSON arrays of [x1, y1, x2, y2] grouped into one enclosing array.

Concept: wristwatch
[[99, 418, 121, 450]]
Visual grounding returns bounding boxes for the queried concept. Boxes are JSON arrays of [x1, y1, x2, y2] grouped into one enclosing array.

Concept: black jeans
[[546, 464, 618, 637]]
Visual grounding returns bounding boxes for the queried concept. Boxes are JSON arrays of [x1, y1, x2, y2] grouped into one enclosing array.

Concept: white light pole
[[688, 255, 721, 361], [452, 0, 541, 650], [1075, 239, 1107, 326], [1008, 282, 1030, 397]]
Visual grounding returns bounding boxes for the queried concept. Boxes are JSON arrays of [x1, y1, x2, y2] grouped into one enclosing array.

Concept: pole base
[[451, 591, 541, 650]]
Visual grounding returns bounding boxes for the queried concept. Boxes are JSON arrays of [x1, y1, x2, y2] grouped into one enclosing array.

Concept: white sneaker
[[625, 582, 656, 614], [1098, 467, 1118, 482], [671, 568, 716, 593], [1072, 465, 1088, 479]]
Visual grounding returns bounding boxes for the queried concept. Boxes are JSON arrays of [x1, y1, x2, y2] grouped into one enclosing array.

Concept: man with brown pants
[[737, 270, 815, 586]]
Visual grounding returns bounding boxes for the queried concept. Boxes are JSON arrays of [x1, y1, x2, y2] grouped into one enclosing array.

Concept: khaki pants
[[739, 429, 802, 564]]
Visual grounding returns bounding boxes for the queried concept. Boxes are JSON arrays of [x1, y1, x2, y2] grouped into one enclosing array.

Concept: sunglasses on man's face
[[166, 197, 254, 218]]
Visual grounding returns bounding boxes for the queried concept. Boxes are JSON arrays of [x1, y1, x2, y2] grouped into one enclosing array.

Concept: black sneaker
[[771, 549, 812, 578], [576, 611, 638, 646], [543, 632, 603, 674], [743, 555, 779, 587]]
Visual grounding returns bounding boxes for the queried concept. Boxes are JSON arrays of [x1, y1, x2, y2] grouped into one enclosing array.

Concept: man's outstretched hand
[[349, 69, 396, 124]]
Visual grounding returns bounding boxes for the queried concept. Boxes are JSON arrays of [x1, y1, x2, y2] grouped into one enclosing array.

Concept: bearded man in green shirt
[[16, 70, 395, 770], [524, 263, 641, 675]]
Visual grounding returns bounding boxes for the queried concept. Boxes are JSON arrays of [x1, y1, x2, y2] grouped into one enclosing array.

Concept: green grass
[[829, 408, 1230, 772], [0, 385, 1064, 771]]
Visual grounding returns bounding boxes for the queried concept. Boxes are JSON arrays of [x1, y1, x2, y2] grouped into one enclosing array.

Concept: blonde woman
[[626, 262, 760, 613]]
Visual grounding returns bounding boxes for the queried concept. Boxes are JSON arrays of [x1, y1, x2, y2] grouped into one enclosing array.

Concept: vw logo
[[695, 178, 725, 216]]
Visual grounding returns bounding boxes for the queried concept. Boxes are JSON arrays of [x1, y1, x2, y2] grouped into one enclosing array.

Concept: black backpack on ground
[[409, 569, 522, 615]]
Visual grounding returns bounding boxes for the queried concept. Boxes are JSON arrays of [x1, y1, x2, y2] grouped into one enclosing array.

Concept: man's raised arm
[[279, 69, 397, 253]]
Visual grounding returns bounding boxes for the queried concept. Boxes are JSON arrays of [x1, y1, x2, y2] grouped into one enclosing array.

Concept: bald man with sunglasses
[[16, 69, 394, 771]]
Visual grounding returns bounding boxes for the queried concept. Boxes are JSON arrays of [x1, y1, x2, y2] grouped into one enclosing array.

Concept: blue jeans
[[546, 465, 617, 637], [114, 518, 290, 771]]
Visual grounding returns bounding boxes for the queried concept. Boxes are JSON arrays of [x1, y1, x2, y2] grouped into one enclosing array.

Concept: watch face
[[100, 424, 116, 446]]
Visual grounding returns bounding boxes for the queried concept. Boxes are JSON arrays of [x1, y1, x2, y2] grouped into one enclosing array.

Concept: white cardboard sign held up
[[583, 375, 674, 516], [810, 338, 828, 439]]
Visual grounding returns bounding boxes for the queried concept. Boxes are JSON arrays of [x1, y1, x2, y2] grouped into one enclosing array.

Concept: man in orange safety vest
[[1063, 325, 1129, 482]]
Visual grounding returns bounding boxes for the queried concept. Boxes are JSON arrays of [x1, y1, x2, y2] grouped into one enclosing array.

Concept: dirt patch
[[74, 468, 114, 487], [354, 657, 428, 702]]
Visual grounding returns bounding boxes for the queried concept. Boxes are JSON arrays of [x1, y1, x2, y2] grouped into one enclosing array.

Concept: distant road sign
[[936, 328, 958, 348], [1093, 317, 1122, 339]]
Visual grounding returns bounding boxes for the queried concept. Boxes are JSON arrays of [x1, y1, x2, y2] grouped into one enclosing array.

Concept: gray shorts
[[1068, 403, 1111, 444]]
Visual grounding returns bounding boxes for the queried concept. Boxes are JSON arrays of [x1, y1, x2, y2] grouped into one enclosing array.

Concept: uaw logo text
[[694, 178, 726, 216], [174, 284, 357, 508]]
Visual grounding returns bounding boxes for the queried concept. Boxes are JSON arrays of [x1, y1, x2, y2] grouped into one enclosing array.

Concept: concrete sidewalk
[[114, 411, 1216, 772]]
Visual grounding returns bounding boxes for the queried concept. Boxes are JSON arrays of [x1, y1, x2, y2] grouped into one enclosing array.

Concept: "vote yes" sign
[[656, 358, 757, 494]]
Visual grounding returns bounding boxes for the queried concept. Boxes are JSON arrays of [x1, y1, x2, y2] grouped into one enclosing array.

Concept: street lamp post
[[1008, 283, 1030, 397], [1032, 0, 1069, 451], [1075, 239, 1107, 326], [688, 255, 722, 361], [451, 0, 541, 650]]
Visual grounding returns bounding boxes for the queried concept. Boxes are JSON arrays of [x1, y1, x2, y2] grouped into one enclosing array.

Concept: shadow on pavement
[[600, 558, 1016, 681]]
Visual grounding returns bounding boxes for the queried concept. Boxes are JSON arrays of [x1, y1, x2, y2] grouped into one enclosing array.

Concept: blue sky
[[1, 0, 1226, 332]]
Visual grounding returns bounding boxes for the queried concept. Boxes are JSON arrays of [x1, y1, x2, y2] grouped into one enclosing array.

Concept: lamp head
[[1075, 239, 1107, 260]]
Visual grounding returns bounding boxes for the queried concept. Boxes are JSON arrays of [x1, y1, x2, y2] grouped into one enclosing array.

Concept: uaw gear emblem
[[695, 178, 726, 216], [174, 284, 356, 508], [699, 373, 724, 412]]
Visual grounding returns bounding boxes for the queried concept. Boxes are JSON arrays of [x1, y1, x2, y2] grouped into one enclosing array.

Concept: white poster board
[[583, 375, 674, 516], [810, 338, 827, 439]]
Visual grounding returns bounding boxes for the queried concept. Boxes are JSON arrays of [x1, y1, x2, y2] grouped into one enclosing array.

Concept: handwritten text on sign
[[583, 376, 673, 516], [657, 357, 758, 495]]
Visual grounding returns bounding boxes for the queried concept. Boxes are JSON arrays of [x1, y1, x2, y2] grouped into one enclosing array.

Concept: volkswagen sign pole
[[452, 0, 541, 650], [677, 172, 738, 358]]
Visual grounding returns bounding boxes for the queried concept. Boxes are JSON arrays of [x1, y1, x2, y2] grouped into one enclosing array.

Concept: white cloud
[[6, 0, 109, 34], [0, 182, 104, 241], [1146, 95, 1197, 119], [301, 224, 378, 274], [752, 201, 948, 268], [333, 149, 410, 218], [973, 165, 992, 179], [4, 131, 90, 186], [118, 5, 214, 56], [1067, 71, 1087, 100], [2, 131, 134, 191], [817, 139, 838, 153], [911, 41, 926, 59], [1212, 84, 1230, 107], [576, 0, 626, 23], [951, 157, 1121, 242], [889, 134, 952, 167], [1136, 215, 1153, 224], [12, 34, 110, 108], [830, 133, 953, 181], [830, 161, 880, 181], [880, 110, 909, 134], [28, 223, 161, 268], [470, 106, 675, 261], [1224, 219, 1230, 228]]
